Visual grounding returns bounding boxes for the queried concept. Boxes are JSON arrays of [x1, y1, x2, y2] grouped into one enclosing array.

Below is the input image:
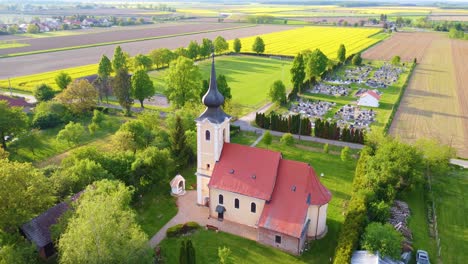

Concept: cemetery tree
[[214, 36, 229, 54], [165, 56, 201, 109], [233, 38, 242, 53], [337, 44, 346, 63], [56, 121, 85, 146], [55, 72, 72, 90], [391, 55, 401, 66], [112, 45, 127, 71], [0, 101, 28, 149], [200, 38, 213, 58], [98, 55, 113, 102], [362, 222, 403, 259], [187, 40, 200, 60], [58, 180, 153, 264], [352, 53, 362, 66], [306, 49, 328, 83], [269, 80, 287, 105], [113, 68, 133, 116], [252, 36, 265, 54], [0, 159, 55, 233], [290, 53, 306, 94], [133, 54, 153, 71], [33, 83, 55, 102], [132, 69, 155, 108], [56, 79, 98, 115], [262, 131, 272, 148]]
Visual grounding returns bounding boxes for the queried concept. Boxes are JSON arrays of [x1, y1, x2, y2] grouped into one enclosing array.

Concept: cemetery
[[334, 104, 377, 130], [309, 83, 351, 96], [289, 99, 335, 119]]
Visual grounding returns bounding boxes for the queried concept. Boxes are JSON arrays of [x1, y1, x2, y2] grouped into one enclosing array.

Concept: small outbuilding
[[358, 90, 381, 108], [170, 174, 186, 196]]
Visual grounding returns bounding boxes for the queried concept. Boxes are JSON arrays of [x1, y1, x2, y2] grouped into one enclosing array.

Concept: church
[[195, 55, 332, 255]]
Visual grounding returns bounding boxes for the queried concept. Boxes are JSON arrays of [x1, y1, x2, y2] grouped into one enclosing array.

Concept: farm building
[[358, 90, 381, 107], [195, 55, 331, 255]]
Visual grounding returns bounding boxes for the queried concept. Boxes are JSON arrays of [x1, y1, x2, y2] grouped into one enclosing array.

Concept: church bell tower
[[195, 54, 231, 206]]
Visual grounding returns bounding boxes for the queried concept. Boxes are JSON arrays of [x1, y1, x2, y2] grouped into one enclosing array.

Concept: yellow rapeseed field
[[230, 26, 382, 58]]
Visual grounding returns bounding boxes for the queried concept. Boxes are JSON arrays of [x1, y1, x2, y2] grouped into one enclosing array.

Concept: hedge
[[166, 222, 200, 238], [255, 112, 312, 136]]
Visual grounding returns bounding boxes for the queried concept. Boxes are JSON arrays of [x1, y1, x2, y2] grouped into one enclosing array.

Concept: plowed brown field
[[384, 32, 468, 158]]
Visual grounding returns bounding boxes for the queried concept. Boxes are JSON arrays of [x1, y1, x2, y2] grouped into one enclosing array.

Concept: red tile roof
[[0, 95, 33, 107], [258, 159, 331, 238], [208, 143, 281, 200], [362, 90, 381, 100]]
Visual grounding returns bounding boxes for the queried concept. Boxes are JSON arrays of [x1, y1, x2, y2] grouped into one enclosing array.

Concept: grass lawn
[[301, 60, 413, 133], [7, 114, 125, 163], [159, 134, 357, 263], [149, 55, 293, 116]]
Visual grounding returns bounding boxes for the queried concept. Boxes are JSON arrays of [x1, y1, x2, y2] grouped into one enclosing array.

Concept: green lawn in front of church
[[149, 55, 293, 116], [158, 134, 358, 263]]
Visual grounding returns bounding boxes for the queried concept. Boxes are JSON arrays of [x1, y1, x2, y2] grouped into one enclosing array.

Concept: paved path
[[149, 191, 257, 248], [450, 159, 468, 169], [0, 91, 37, 103], [233, 102, 365, 150]]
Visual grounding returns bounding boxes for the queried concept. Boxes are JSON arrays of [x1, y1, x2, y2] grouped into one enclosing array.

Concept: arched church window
[[219, 194, 224, 204], [205, 130, 210, 141], [251, 202, 256, 213], [234, 198, 239, 209]]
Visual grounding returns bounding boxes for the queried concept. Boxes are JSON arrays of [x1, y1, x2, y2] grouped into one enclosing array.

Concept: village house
[[195, 55, 332, 255], [358, 90, 381, 108]]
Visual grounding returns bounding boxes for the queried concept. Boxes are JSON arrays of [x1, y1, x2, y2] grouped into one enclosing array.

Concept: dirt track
[[0, 24, 293, 79], [0, 23, 244, 55], [388, 33, 468, 158]]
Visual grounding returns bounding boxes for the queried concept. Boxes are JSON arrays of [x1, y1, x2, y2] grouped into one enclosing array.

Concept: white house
[[358, 90, 381, 108]]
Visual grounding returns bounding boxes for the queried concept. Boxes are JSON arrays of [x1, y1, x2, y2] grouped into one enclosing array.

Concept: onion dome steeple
[[196, 53, 230, 124]]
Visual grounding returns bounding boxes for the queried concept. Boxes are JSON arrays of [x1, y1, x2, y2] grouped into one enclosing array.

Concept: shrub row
[[314, 119, 365, 144], [166, 222, 200, 238], [255, 112, 312, 136]]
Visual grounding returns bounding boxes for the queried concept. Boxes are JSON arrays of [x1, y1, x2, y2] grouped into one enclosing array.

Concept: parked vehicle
[[416, 250, 430, 264]]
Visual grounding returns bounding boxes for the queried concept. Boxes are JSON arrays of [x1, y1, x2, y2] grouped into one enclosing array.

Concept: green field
[[159, 134, 358, 263], [0, 41, 30, 49], [149, 55, 293, 115], [0, 64, 98, 92]]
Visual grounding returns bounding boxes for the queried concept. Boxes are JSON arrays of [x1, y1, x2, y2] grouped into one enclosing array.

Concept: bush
[[280, 133, 294, 146], [323, 143, 329, 153], [33, 83, 55, 102], [166, 222, 200, 238], [361, 222, 403, 259], [32, 101, 71, 129]]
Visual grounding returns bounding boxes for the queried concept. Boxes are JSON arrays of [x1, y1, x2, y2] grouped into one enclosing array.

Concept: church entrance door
[[218, 212, 224, 220]]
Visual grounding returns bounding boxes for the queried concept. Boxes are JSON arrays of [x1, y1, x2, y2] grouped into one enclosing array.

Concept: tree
[[337, 44, 346, 63], [0, 159, 55, 232], [306, 49, 328, 82], [56, 122, 85, 146], [262, 131, 272, 148], [112, 45, 127, 71], [0, 101, 28, 149], [0, 232, 37, 263], [113, 68, 133, 116], [218, 246, 233, 264], [252, 36, 265, 54], [415, 138, 455, 175], [323, 143, 329, 153], [55, 72, 72, 90], [26, 24, 39, 34], [58, 180, 153, 264], [269, 80, 286, 105], [186, 240, 195, 264], [56, 79, 98, 114], [213, 36, 229, 54], [341, 146, 350, 161], [179, 239, 195, 264], [233, 38, 242, 53], [280, 133, 294, 146], [97, 55, 113, 102], [132, 69, 155, 108], [361, 222, 403, 259], [200, 74, 232, 104], [131, 147, 173, 190], [290, 53, 306, 94], [391, 55, 401, 66], [174, 47, 188, 58], [187, 40, 200, 60], [19, 129, 42, 156], [113, 120, 153, 153], [165, 57, 202, 108], [133, 54, 153, 71], [200, 38, 213, 58], [170, 116, 192, 169], [0, 146, 8, 159], [32, 101, 70, 129], [7, 24, 18, 34], [352, 53, 362, 66], [33, 83, 55, 102], [150, 48, 174, 68]]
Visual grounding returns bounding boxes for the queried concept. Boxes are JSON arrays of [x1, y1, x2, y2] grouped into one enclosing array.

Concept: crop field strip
[[230, 26, 382, 57], [388, 33, 468, 158], [0, 23, 255, 57], [0, 24, 294, 80]]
